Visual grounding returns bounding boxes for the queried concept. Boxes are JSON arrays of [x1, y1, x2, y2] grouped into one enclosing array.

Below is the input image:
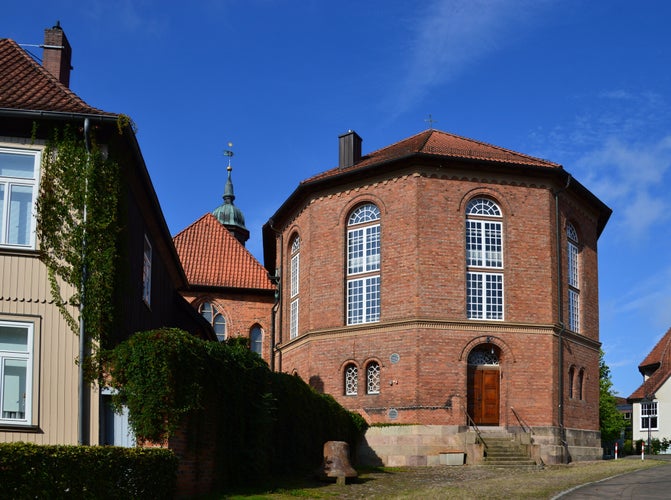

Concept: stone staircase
[[480, 429, 539, 468]]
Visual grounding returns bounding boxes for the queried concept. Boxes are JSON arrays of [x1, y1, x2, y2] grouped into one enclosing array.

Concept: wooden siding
[[0, 251, 100, 445]]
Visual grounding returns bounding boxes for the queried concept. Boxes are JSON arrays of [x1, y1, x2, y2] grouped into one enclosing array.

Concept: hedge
[[0, 442, 177, 499]]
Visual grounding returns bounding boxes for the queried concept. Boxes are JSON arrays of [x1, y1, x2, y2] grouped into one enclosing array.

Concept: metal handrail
[[510, 407, 535, 435], [465, 411, 488, 450]]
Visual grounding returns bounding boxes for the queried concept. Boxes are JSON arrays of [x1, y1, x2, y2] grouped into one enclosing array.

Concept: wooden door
[[468, 367, 500, 425]]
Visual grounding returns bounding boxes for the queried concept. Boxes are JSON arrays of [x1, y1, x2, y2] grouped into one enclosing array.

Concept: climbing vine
[[36, 125, 121, 381]]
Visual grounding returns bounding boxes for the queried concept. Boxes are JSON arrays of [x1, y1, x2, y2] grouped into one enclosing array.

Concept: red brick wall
[[271, 166, 603, 432]]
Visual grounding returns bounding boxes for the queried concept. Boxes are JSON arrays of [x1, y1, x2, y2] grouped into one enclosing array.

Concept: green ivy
[[36, 125, 121, 381]]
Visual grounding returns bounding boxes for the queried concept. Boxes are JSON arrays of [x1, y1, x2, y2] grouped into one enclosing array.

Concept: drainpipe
[[267, 219, 283, 373], [554, 173, 571, 463], [78, 118, 91, 445]]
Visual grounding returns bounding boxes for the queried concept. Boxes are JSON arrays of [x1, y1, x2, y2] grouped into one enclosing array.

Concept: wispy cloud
[[389, 0, 554, 115]]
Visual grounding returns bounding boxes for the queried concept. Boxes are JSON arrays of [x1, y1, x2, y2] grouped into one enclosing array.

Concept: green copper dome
[[212, 165, 249, 244]]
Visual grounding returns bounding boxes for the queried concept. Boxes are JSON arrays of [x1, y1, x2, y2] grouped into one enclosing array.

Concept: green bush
[[107, 328, 368, 491], [0, 442, 177, 499]]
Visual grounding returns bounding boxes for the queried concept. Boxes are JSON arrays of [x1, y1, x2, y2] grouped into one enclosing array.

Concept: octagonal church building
[[262, 129, 611, 465]]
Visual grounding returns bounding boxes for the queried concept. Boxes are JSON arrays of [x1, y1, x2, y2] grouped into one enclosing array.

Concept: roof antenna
[[425, 114, 437, 130]]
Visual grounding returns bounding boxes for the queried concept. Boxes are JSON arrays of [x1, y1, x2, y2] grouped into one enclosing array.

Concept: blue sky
[[4, 1, 671, 398]]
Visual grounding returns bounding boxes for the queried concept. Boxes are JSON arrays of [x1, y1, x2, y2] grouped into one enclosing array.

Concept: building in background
[[174, 161, 275, 361], [0, 24, 209, 448], [263, 128, 611, 465], [628, 326, 671, 452]]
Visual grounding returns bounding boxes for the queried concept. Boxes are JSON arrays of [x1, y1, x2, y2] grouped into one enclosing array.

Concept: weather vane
[[223, 141, 234, 170]]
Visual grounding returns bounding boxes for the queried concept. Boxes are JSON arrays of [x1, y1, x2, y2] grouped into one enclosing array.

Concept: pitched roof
[[628, 326, 671, 401], [0, 38, 111, 115], [304, 129, 561, 184], [174, 213, 274, 291]]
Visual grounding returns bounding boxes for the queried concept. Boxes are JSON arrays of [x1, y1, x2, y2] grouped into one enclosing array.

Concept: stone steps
[[480, 434, 539, 468]]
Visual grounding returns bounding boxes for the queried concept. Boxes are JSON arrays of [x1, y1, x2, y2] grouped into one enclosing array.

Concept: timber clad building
[[263, 129, 611, 464], [0, 26, 209, 449]]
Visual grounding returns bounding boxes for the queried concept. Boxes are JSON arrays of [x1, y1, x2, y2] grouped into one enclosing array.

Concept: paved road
[[558, 462, 671, 499]]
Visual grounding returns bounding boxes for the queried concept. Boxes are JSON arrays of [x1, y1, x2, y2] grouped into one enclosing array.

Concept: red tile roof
[[0, 38, 111, 115], [628, 326, 671, 401], [303, 129, 561, 184], [174, 213, 274, 291]]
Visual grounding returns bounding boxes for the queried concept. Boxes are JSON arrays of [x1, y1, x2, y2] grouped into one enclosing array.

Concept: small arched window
[[577, 368, 585, 401], [466, 198, 504, 320], [199, 301, 227, 342], [250, 325, 262, 355], [568, 365, 575, 399], [347, 204, 381, 325], [366, 361, 381, 395], [567, 223, 580, 332], [344, 364, 358, 396]]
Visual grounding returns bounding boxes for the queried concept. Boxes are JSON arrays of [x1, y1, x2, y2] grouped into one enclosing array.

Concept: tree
[[599, 349, 626, 443]]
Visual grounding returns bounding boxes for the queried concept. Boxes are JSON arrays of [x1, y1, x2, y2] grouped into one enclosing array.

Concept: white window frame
[[0, 148, 41, 249], [0, 320, 34, 426], [640, 401, 658, 431], [347, 204, 381, 326], [466, 198, 504, 320], [567, 223, 580, 332], [142, 234, 152, 306], [366, 361, 381, 395], [290, 298, 299, 339], [345, 364, 358, 396]]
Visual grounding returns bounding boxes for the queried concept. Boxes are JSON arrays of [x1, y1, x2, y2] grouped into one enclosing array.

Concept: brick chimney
[[338, 130, 362, 169], [42, 22, 72, 87]]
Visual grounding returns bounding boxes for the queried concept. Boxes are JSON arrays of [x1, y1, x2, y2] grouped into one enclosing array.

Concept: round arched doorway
[[467, 345, 500, 426]]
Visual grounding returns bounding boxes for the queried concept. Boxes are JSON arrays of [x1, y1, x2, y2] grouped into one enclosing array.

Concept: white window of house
[[142, 235, 152, 306], [290, 236, 300, 339], [0, 148, 40, 249], [199, 302, 227, 342], [641, 401, 658, 431], [347, 204, 381, 325], [344, 364, 358, 396], [250, 325, 262, 355], [0, 321, 33, 425], [567, 223, 580, 332], [466, 198, 504, 320], [366, 361, 381, 395]]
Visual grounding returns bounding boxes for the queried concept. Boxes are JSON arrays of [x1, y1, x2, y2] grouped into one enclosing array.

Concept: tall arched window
[[344, 364, 358, 396], [289, 235, 300, 339], [577, 368, 585, 401], [366, 361, 381, 395], [466, 198, 504, 320], [567, 223, 580, 332], [199, 301, 227, 342], [250, 325, 263, 355], [347, 203, 381, 325]]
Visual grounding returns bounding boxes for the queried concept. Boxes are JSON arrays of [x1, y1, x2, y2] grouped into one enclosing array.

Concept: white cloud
[[390, 0, 555, 115]]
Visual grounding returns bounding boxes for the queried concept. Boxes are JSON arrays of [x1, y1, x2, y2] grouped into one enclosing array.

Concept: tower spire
[[212, 142, 249, 245]]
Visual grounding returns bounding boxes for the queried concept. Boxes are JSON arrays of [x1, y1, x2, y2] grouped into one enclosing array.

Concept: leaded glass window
[[347, 204, 381, 325], [366, 362, 381, 394], [466, 198, 504, 320], [467, 349, 500, 366], [567, 223, 580, 332], [345, 364, 358, 396], [200, 302, 227, 342], [290, 235, 300, 338]]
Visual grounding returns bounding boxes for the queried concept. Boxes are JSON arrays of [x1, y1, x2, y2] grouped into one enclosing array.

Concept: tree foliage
[[36, 125, 121, 380], [599, 349, 626, 443]]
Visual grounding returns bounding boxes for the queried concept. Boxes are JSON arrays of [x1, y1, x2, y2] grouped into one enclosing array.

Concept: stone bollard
[[317, 441, 358, 484]]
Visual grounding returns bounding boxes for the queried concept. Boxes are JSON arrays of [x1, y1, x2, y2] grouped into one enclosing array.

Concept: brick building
[[174, 162, 275, 360], [262, 129, 611, 464]]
